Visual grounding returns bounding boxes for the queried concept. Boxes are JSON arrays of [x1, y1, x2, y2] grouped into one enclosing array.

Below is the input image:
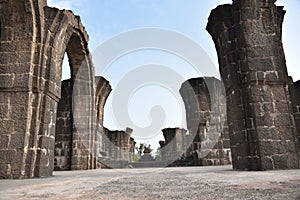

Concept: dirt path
[[0, 166, 300, 200]]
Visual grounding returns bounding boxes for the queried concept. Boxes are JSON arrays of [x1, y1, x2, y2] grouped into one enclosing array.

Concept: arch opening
[[54, 31, 93, 171]]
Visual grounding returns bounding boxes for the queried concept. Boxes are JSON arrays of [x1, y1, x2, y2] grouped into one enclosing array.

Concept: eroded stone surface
[[100, 127, 135, 168], [0, 0, 97, 178], [177, 77, 231, 166], [290, 79, 300, 145], [207, 0, 300, 170]]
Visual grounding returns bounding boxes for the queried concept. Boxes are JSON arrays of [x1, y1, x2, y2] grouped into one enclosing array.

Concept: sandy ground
[[0, 165, 300, 200]]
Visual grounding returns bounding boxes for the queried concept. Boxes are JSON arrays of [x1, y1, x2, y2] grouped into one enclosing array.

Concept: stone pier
[[180, 77, 231, 166], [207, 0, 300, 170]]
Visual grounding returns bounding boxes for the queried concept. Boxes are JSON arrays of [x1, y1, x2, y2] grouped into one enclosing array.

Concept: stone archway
[[37, 6, 97, 174], [0, 0, 97, 179]]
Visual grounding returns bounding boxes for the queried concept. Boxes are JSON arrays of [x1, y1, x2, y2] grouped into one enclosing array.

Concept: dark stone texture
[[207, 0, 300, 170], [99, 127, 135, 168], [178, 77, 231, 166], [0, 0, 99, 178], [290, 79, 300, 145]]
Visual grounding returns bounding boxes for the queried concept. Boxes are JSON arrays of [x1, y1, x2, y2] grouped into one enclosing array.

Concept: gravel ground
[[0, 165, 300, 200]]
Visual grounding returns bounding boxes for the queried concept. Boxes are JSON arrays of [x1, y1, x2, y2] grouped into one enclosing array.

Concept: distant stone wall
[[207, 0, 300, 170], [160, 128, 187, 165], [100, 128, 135, 168]]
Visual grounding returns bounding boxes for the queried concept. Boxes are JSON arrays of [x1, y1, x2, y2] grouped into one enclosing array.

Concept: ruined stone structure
[[179, 77, 231, 166], [159, 128, 189, 166], [2, 0, 300, 179], [101, 128, 135, 168], [54, 75, 135, 170], [54, 79, 73, 171], [0, 0, 102, 178], [95, 77, 112, 127], [54, 76, 112, 171], [290, 79, 300, 145], [94, 76, 113, 168], [159, 77, 231, 167], [207, 0, 300, 170]]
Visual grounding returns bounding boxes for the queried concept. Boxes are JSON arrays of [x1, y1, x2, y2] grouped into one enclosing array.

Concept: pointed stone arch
[[0, 0, 98, 178]]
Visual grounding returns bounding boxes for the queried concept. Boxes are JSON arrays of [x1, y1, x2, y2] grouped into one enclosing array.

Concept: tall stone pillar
[[207, 0, 300, 170], [129, 138, 136, 162]]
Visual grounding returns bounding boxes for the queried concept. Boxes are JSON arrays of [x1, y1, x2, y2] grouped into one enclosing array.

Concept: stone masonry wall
[[290, 80, 300, 145], [207, 0, 300, 170], [180, 77, 231, 166], [54, 76, 112, 170], [100, 128, 135, 168], [54, 79, 73, 170], [95, 76, 112, 168], [0, 0, 97, 178], [161, 128, 187, 165]]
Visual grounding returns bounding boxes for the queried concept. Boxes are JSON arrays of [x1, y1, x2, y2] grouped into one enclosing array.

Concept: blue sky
[[48, 0, 300, 150]]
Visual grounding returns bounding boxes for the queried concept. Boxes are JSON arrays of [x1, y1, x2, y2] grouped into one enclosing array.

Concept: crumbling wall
[[101, 128, 135, 168], [179, 77, 231, 166], [207, 0, 300, 170], [161, 128, 187, 165]]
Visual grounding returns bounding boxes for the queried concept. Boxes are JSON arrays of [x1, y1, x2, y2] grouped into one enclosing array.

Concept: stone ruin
[[290, 80, 300, 145], [101, 127, 135, 168], [180, 77, 231, 166], [0, 0, 300, 179], [207, 0, 300, 170], [54, 76, 135, 170], [158, 77, 231, 167], [0, 0, 134, 178]]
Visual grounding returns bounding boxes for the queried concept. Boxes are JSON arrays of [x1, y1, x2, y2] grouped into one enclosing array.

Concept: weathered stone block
[[0, 150, 17, 163], [9, 133, 26, 149], [0, 74, 14, 88], [0, 164, 11, 178], [0, 134, 10, 149]]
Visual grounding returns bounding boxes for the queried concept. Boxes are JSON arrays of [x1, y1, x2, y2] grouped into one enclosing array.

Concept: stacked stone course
[[207, 0, 300, 170], [0, 0, 97, 178]]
